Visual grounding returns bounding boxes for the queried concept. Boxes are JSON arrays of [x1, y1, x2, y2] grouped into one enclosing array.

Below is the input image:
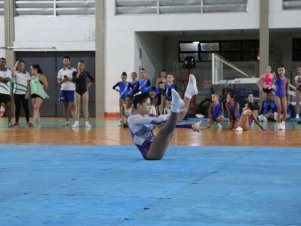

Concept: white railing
[[115, 0, 248, 15]]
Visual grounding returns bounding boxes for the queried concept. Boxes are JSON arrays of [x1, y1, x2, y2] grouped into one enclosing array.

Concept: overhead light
[[193, 41, 200, 44]]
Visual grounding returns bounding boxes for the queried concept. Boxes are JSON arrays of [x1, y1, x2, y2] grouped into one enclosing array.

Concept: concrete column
[[259, 0, 269, 75], [4, 0, 15, 67], [95, 0, 105, 118]]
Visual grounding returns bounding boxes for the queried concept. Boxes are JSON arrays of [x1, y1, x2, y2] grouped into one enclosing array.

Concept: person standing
[[11, 59, 31, 127], [294, 65, 301, 119], [274, 65, 289, 130], [57, 56, 77, 127], [30, 64, 48, 127], [0, 58, 13, 128], [72, 60, 94, 128]]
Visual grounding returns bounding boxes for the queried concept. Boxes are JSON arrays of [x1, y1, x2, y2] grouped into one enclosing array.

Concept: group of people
[[113, 68, 177, 127], [193, 65, 300, 131], [0, 56, 94, 128]]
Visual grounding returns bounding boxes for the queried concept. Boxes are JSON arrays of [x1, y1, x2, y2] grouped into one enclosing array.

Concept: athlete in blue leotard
[[274, 65, 289, 130], [226, 93, 241, 130], [112, 72, 130, 118]]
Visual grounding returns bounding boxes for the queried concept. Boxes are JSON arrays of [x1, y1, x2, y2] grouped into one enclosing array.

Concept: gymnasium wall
[[14, 16, 95, 51], [105, 0, 260, 113], [0, 16, 4, 56]]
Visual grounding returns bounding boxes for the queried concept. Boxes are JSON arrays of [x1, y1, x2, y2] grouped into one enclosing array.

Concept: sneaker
[[216, 123, 222, 128], [72, 121, 79, 128], [274, 112, 278, 121], [277, 123, 282, 130], [281, 121, 286, 130], [63, 121, 70, 127], [12, 122, 19, 127], [85, 121, 92, 128], [8, 122, 13, 128], [296, 114, 299, 119], [26, 122, 33, 128], [235, 127, 243, 131], [258, 114, 267, 122]]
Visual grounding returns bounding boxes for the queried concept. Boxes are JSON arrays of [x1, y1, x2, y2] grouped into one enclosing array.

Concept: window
[[283, 0, 301, 10], [178, 40, 259, 62], [0, 0, 3, 16], [115, 0, 248, 15], [15, 0, 95, 16], [293, 39, 301, 61]]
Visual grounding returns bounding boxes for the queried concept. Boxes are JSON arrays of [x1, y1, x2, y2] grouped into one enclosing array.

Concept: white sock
[[171, 89, 184, 113], [185, 74, 198, 99]]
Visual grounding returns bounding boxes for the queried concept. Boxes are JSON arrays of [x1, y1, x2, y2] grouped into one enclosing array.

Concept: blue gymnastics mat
[[0, 145, 301, 226]]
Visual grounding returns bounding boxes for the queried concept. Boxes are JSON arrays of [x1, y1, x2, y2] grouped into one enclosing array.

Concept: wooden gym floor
[[0, 118, 301, 147]]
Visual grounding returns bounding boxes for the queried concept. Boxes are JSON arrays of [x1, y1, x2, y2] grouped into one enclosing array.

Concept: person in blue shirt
[[259, 92, 277, 122], [112, 72, 130, 118]]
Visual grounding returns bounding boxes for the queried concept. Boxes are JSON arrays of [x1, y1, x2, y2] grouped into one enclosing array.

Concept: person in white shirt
[[11, 59, 31, 127], [0, 57, 13, 127], [57, 56, 77, 126], [294, 65, 301, 119]]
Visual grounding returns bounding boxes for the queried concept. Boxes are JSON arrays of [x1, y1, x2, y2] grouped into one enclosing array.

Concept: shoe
[[281, 121, 286, 130], [72, 121, 79, 128], [235, 127, 243, 131], [26, 122, 33, 128], [277, 123, 282, 130], [216, 123, 222, 128], [274, 112, 278, 121], [296, 114, 299, 119], [258, 114, 267, 122], [63, 121, 70, 127], [32, 121, 41, 128], [8, 122, 13, 128], [12, 122, 19, 127], [85, 121, 92, 128]]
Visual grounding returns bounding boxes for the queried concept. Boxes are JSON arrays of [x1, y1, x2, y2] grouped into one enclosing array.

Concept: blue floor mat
[[0, 145, 301, 226]]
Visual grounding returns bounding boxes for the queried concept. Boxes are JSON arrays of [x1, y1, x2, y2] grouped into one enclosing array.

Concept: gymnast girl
[[128, 74, 198, 160], [226, 93, 240, 130], [274, 65, 289, 130], [258, 65, 275, 94], [235, 102, 265, 131]]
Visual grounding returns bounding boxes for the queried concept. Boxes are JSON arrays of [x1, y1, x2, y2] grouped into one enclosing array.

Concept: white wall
[[14, 16, 95, 51], [0, 16, 5, 57], [135, 33, 164, 83], [269, 1, 301, 29], [105, 0, 260, 113]]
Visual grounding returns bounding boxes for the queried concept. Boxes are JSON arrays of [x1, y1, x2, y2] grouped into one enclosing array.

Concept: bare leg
[[275, 96, 282, 123], [69, 101, 77, 120], [32, 97, 43, 123], [296, 90, 300, 115], [75, 93, 81, 121], [281, 97, 287, 121], [63, 102, 68, 122], [82, 92, 89, 121], [147, 112, 178, 160]]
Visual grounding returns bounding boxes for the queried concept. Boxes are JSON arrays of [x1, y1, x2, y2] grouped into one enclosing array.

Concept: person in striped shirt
[[0, 57, 13, 127], [128, 74, 198, 160], [11, 59, 31, 127]]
